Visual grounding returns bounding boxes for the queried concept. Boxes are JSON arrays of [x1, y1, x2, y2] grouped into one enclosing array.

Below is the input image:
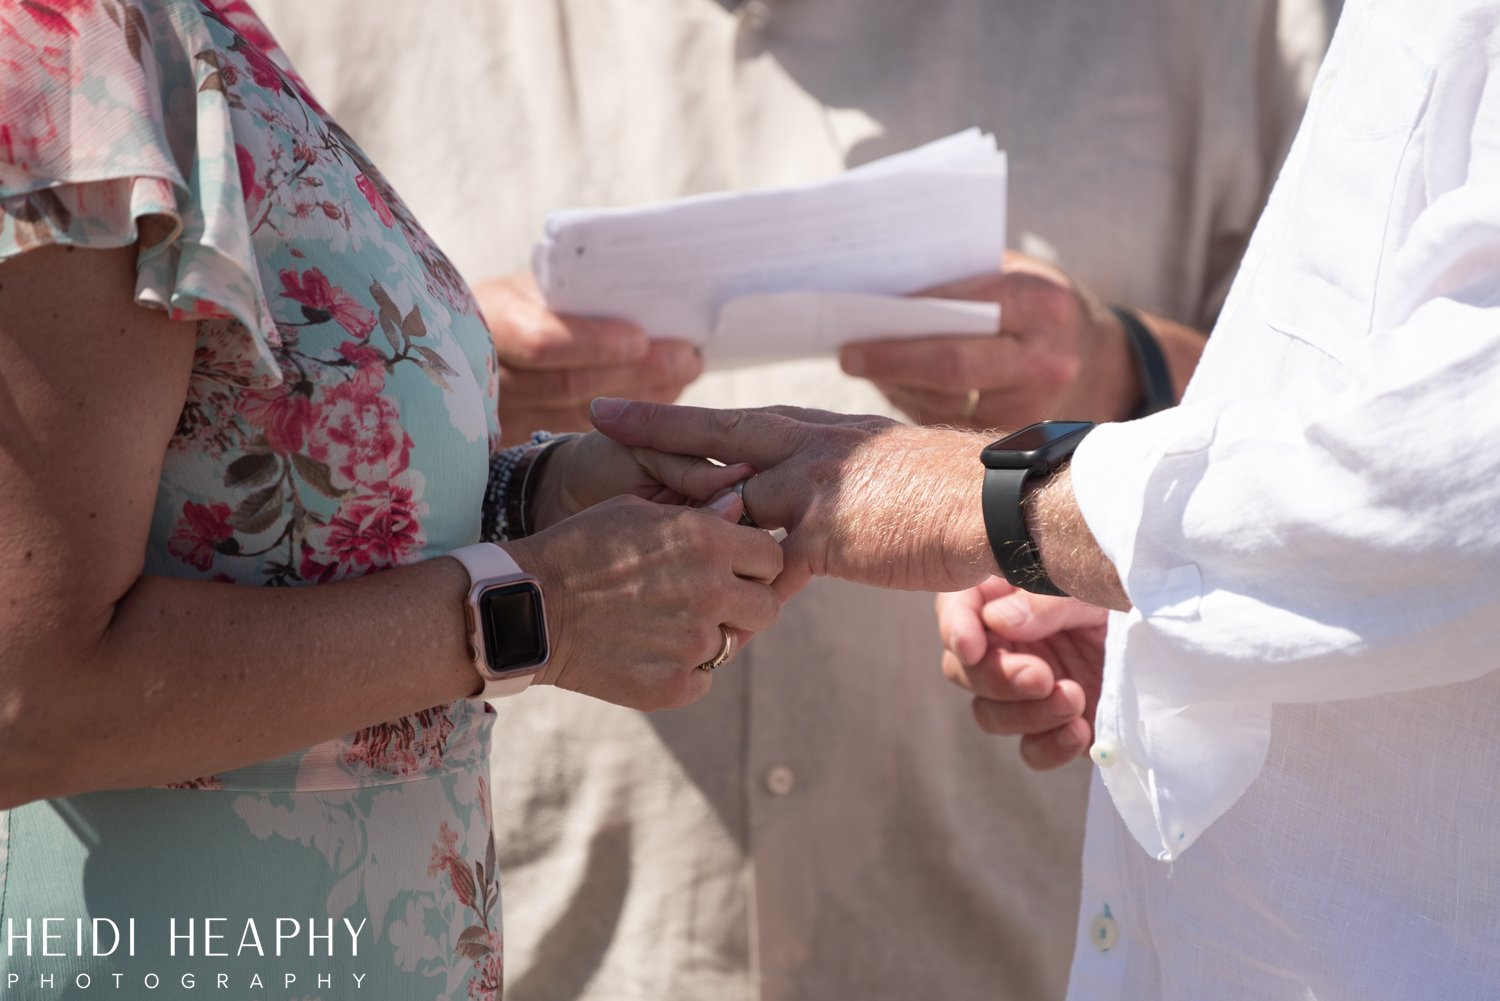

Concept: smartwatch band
[[982, 466, 1068, 597], [450, 542, 542, 699], [1112, 306, 1174, 420]]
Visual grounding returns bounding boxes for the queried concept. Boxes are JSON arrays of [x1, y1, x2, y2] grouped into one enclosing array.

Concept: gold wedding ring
[[734, 477, 759, 529], [697, 626, 735, 671], [962, 387, 982, 421]]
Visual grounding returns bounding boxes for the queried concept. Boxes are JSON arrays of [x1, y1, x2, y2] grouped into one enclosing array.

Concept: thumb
[[982, 590, 1108, 642], [702, 488, 745, 524]]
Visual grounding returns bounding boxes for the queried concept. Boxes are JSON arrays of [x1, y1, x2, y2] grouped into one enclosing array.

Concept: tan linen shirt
[[255, 2, 1331, 999]]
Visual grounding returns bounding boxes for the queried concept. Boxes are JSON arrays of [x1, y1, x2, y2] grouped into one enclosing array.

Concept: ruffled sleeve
[[0, 0, 282, 387]]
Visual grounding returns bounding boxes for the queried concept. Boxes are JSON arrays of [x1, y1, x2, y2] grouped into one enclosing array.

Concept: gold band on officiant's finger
[[697, 626, 734, 671], [962, 387, 982, 421]]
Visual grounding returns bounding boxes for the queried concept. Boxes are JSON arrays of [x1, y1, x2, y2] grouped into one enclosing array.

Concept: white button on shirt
[[764, 766, 796, 797], [1067, 1, 1500, 997]]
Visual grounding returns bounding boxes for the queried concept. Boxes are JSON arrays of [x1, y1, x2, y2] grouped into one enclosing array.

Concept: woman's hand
[[505, 492, 783, 711], [527, 431, 755, 533], [937, 577, 1107, 769], [589, 399, 998, 597]]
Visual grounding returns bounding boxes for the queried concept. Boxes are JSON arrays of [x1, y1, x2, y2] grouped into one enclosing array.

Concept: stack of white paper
[[532, 129, 1007, 368]]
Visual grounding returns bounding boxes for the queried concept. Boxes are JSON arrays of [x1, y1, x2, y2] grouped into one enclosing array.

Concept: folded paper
[[533, 129, 1007, 368]]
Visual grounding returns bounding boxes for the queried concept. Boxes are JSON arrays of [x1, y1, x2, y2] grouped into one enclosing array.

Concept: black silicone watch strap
[[1112, 306, 1174, 420], [982, 464, 1068, 597]]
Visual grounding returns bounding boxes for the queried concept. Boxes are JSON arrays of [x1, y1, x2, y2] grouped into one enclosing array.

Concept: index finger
[[936, 587, 989, 667], [589, 398, 806, 469]]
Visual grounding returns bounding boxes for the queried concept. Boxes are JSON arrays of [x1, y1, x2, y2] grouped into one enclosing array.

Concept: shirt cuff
[[1070, 406, 1271, 861]]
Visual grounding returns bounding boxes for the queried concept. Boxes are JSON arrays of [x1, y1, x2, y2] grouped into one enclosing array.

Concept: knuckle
[[717, 407, 746, 436]]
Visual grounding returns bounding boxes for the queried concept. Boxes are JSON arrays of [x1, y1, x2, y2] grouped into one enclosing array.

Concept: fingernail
[[840, 348, 865, 376], [706, 490, 739, 514], [987, 597, 1030, 629], [590, 397, 626, 421]]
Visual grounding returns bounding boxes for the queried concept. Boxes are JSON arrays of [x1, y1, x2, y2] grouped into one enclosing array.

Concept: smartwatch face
[[981, 421, 1095, 470], [478, 582, 549, 673]]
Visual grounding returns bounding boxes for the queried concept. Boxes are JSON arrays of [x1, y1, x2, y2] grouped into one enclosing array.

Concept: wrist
[[493, 536, 571, 688], [1023, 465, 1130, 611], [526, 434, 584, 534], [936, 433, 1000, 587], [1057, 304, 1141, 423]]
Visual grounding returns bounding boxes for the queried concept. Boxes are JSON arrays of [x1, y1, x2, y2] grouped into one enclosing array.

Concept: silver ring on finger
[[696, 626, 734, 671], [734, 477, 759, 529]]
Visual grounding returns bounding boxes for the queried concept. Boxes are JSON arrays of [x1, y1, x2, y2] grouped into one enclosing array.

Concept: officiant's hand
[[838, 251, 1201, 430], [476, 271, 702, 445]]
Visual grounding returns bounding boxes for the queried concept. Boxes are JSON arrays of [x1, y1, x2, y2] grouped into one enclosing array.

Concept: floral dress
[[1, 1, 510, 997]]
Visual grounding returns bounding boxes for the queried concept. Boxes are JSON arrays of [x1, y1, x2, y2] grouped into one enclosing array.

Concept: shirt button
[[764, 765, 796, 796], [1089, 908, 1118, 953], [1089, 741, 1119, 768]]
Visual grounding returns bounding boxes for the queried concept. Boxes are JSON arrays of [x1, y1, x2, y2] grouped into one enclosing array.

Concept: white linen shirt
[[1067, 0, 1500, 997]]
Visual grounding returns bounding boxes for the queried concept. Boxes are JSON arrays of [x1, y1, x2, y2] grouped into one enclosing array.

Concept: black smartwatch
[[981, 421, 1095, 596]]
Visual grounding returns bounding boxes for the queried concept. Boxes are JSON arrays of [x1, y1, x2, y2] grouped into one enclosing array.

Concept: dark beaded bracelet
[[480, 431, 583, 543]]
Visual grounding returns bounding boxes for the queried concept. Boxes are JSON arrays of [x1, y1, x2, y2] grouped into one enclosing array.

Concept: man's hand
[[838, 251, 1204, 430], [475, 272, 702, 445], [938, 577, 1107, 769], [590, 399, 998, 597]]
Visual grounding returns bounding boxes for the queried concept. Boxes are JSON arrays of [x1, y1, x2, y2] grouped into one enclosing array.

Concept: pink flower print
[[309, 379, 411, 490], [232, 33, 285, 93], [319, 485, 424, 573], [200, 0, 276, 50], [355, 174, 395, 228], [11, 0, 93, 36], [298, 539, 336, 584], [466, 949, 502, 1001], [238, 384, 316, 454], [167, 501, 235, 571], [235, 143, 264, 212], [166, 774, 224, 790], [347, 707, 455, 777], [426, 820, 477, 909], [336, 339, 388, 392], [278, 268, 375, 338]]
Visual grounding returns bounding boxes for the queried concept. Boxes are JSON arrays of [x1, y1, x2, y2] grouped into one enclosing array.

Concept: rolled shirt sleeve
[[1070, 10, 1500, 858]]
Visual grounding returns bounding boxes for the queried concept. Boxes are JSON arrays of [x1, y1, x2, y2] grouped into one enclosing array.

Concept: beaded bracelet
[[480, 431, 583, 543]]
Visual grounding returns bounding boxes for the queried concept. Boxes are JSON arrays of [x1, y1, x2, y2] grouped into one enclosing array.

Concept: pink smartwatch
[[449, 543, 549, 699]]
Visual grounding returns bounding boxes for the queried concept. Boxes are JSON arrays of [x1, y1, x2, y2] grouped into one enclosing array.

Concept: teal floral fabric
[[0, 1, 509, 996]]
